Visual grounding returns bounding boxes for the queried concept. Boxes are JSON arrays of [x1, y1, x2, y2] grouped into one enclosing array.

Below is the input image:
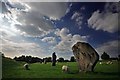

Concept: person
[[52, 52, 57, 66]]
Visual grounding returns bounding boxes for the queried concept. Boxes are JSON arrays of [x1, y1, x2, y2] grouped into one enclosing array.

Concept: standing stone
[[52, 52, 57, 66], [72, 42, 99, 72]]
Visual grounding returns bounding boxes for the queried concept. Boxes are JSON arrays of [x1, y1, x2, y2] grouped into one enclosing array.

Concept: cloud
[[65, 3, 72, 14], [0, 1, 29, 20], [0, 1, 69, 58], [72, 34, 88, 43], [88, 3, 119, 33], [12, 2, 69, 37], [54, 28, 89, 53], [0, 2, 69, 38], [15, 11, 54, 37], [71, 12, 80, 20], [1, 1, 56, 37], [15, 25, 49, 37], [1, 1, 9, 13], [1, 38, 49, 58], [26, 2, 68, 20], [80, 6, 85, 10], [96, 40, 119, 57], [71, 12, 83, 29], [41, 37, 57, 44], [105, 2, 120, 13], [55, 28, 71, 40]]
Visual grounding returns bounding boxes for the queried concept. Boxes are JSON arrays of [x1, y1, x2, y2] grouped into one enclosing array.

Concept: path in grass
[[2, 58, 119, 78]]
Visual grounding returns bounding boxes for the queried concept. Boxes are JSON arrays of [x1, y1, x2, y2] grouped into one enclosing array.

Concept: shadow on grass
[[2, 72, 119, 80], [93, 71, 119, 76], [68, 70, 119, 76], [68, 70, 79, 74]]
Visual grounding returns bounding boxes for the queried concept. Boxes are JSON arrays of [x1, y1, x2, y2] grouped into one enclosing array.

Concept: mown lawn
[[2, 58, 119, 79]]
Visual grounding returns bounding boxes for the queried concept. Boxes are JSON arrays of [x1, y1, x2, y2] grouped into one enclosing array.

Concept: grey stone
[[72, 42, 99, 72]]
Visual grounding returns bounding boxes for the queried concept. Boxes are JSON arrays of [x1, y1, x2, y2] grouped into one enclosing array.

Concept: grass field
[[2, 58, 119, 79]]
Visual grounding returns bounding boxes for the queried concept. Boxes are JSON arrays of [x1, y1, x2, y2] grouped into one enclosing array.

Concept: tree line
[[13, 55, 76, 63]]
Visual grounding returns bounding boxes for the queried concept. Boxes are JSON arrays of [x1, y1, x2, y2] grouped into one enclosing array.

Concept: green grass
[[2, 58, 119, 78]]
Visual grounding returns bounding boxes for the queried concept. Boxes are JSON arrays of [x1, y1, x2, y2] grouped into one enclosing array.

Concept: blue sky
[[0, 1, 119, 59]]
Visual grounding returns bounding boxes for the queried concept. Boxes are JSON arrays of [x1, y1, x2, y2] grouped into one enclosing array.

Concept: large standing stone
[[72, 42, 99, 72]]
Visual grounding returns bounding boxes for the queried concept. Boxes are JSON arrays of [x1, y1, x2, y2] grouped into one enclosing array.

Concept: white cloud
[[15, 17, 53, 37], [71, 12, 83, 29], [14, 2, 69, 37], [16, 11, 52, 30], [80, 6, 85, 10], [0, 2, 70, 38], [88, 3, 119, 33], [55, 28, 71, 40], [41, 37, 57, 44], [71, 12, 80, 20], [96, 40, 119, 57], [54, 28, 89, 53], [65, 3, 72, 14], [26, 2, 68, 20], [72, 34, 88, 43], [1, 38, 48, 58], [1, 1, 56, 37]]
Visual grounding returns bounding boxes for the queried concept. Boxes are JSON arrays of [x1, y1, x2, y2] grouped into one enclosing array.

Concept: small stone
[[62, 65, 69, 73]]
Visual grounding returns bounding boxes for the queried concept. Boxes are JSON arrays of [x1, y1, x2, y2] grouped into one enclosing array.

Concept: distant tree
[[118, 55, 120, 60], [43, 57, 52, 62], [31, 57, 42, 63], [14, 56, 17, 60], [21, 55, 26, 61], [109, 57, 118, 60], [64, 60, 69, 62], [2, 54, 5, 58], [14, 55, 42, 63], [70, 56, 76, 62], [0, 52, 5, 58], [101, 52, 110, 60], [47, 57, 52, 62], [57, 57, 64, 62]]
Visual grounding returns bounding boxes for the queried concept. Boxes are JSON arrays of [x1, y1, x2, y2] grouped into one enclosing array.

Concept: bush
[[101, 52, 110, 60]]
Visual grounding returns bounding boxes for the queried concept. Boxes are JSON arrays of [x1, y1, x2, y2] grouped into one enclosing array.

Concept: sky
[[0, 0, 119, 59]]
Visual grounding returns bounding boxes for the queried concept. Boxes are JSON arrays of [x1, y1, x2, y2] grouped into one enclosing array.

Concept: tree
[[57, 57, 64, 62], [14, 56, 17, 60], [2, 54, 5, 58], [21, 55, 26, 61], [64, 60, 69, 62], [0, 52, 5, 58], [46, 57, 52, 62], [14, 55, 42, 63], [101, 52, 110, 60], [70, 56, 76, 62], [118, 55, 120, 60]]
